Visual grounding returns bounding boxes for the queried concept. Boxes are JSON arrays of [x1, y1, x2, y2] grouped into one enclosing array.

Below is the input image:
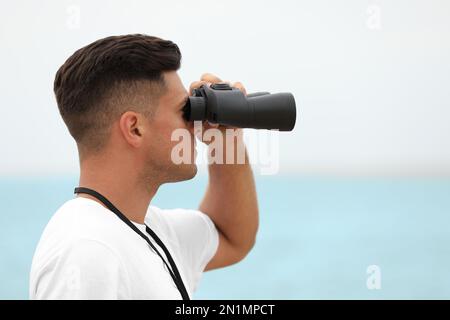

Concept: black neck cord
[[74, 187, 190, 300]]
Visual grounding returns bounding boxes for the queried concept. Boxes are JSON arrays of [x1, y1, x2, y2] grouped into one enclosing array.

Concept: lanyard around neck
[[74, 187, 190, 300]]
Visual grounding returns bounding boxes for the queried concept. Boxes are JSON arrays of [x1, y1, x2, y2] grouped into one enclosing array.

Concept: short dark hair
[[54, 34, 182, 155]]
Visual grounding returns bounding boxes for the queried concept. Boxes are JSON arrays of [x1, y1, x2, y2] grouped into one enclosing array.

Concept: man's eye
[[180, 99, 189, 110], [181, 102, 190, 121]]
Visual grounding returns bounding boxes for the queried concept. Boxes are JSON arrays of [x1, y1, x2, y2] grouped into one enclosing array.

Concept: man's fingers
[[201, 73, 222, 83], [232, 81, 247, 95], [189, 80, 209, 95], [205, 120, 220, 129], [191, 76, 247, 99]]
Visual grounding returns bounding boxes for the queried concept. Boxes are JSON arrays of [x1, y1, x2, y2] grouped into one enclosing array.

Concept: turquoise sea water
[[1, 174, 450, 299]]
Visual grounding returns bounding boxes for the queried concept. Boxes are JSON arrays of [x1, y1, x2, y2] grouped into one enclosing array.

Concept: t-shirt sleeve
[[150, 206, 219, 294], [32, 239, 130, 300]]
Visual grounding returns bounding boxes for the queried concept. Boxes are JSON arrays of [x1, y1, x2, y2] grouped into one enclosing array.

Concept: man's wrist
[[205, 127, 248, 165]]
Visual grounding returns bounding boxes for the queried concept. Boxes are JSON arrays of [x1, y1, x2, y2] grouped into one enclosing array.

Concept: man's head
[[54, 34, 196, 187]]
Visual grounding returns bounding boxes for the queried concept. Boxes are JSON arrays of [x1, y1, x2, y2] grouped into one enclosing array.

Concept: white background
[[1, 0, 449, 176]]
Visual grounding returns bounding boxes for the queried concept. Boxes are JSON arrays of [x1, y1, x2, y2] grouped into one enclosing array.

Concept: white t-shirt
[[29, 197, 219, 300]]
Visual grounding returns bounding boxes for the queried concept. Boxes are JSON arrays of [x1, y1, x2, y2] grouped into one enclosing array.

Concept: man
[[29, 34, 259, 299]]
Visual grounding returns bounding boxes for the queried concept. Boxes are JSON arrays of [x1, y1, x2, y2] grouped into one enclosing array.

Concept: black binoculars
[[182, 83, 297, 131]]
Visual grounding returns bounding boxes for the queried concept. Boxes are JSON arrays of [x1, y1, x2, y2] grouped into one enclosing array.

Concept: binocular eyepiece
[[182, 83, 297, 131]]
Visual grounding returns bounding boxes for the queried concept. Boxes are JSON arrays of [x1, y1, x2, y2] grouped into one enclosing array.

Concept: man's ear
[[118, 111, 145, 148]]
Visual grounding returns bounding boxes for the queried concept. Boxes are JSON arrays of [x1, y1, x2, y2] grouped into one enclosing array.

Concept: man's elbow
[[246, 211, 259, 254], [234, 238, 256, 264], [234, 224, 258, 263], [242, 236, 257, 258]]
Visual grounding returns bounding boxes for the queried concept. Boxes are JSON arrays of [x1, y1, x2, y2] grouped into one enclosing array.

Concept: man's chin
[[167, 163, 197, 183], [184, 163, 198, 180]]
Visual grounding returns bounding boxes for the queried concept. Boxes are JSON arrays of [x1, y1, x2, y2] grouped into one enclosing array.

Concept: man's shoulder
[[34, 198, 129, 257], [29, 199, 127, 300], [46, 197, 122, 236]]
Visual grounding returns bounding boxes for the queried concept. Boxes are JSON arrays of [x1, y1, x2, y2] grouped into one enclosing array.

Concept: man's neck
[[77, 166, 159, 225]]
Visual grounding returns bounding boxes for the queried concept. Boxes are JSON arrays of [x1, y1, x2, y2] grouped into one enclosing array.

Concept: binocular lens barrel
[[247, 92, 296, 131]]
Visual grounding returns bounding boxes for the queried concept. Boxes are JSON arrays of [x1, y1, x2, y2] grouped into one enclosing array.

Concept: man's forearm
[[199, 134, 259, 255]]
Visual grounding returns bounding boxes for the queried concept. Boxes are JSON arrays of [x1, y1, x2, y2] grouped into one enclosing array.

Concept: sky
[[1, 0, 449, 176]]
